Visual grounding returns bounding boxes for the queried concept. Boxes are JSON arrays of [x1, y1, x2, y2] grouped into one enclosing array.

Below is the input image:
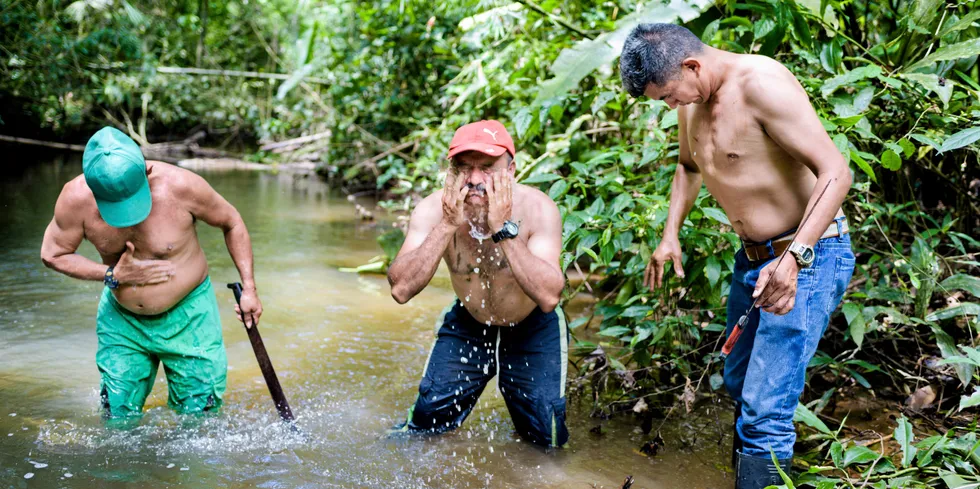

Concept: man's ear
[[682, 57, 701, 76]]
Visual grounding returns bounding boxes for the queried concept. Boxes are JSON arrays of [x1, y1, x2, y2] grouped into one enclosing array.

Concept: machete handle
[[228, 282, 244, 305]]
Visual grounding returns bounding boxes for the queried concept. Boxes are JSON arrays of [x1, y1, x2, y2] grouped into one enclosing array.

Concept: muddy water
[[0, 154, 732, 488]]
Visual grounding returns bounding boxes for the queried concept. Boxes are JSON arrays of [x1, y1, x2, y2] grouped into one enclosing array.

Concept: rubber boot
[[735, 451, 792, 489], [731, 404, 742, 468]]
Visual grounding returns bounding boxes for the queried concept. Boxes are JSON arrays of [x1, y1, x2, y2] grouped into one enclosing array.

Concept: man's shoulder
[[736, 55, 797, 94], [517, 183, 559, 213], [59, 174, 94, 204]]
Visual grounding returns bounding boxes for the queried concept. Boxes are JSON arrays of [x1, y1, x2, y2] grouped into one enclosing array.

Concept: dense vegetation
[[3, 0, 979, 486]]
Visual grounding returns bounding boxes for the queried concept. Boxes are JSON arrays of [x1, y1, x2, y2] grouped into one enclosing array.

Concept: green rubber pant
[[96, 277, 227, 419]]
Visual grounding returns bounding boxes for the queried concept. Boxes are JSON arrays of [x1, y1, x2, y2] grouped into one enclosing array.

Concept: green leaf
[[941, 274, 980, 298], [894, 416, 917, 468], [830, 441, 843, 467], [706, 255, 721, 287], [931, 324, 975, 386], [940, 10, 980, 36], [702, 207, 731, 225], [514, 107, 534, 139], [880, 149, 901, 171], [610, 192, 633, 214], [598, 326, 631, 337], [523, 173, 561, 184], [821, 65, 881, 98], [940, 127, 980, 154], [898, 138, 915, 157], [621, 305, 652, 318], [960, 389, 980, 411], [927, 303, 980, 321], [276, 63, 316, 100], [843, 302, 866, 348], [850, 151, 877, 183], [793, 402, 833, 436], [910, 133, 942, 152], [709, 373, 724, 391], [901, 73, 954, 108], [842, 445, 879, 467], [535, 0, 711, 102], [377, 228, 405, 262], [769, 449, 796, 488], [905, 38, 980, 73], [548, 179, 569, 200]]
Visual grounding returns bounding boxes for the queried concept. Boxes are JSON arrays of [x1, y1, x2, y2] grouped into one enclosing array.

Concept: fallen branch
[[351, 132, 429, 172], [259, 131, 332, 151], [0, 135, 84, 151], [155, 66, 330, 85]]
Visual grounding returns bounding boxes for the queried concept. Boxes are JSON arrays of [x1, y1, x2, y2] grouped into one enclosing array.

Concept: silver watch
[[788, 241, 815, 268]]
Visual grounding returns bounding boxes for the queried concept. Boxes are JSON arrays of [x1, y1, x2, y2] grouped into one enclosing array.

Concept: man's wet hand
[[486, 171, 514, 231], [646, 236, 684, 289], [235, 287, 263, 328], [753, 258, 799, 315], [113, 241, 177, 285], [441, 170, 469, 227]]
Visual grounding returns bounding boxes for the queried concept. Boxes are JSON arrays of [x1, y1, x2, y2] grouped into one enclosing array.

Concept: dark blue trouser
[[394, 300, 570, 447], [724, 221, 855, 459]]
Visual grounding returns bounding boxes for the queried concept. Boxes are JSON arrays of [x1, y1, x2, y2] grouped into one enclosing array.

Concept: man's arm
[[747, 66, 852, 314], [495, 192, 564, 313], [646, 107, 703, 289], [177, 167, 262, 326], [387, 193, 455, 304], [40, 182, 109, 280]]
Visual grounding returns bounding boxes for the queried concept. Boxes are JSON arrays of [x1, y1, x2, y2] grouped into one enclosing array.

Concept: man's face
[[642, 62, 703, 109], [451, 151, 514, 206]]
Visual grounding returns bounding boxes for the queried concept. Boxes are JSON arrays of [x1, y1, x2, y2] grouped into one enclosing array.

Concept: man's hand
[[234, 286, 263, 328], [752, 258, 800, 315], [486, 171, 514, 231], [113, 241, 176, 285], [441, 171, 469, 227], [645, 235, 685, 289]]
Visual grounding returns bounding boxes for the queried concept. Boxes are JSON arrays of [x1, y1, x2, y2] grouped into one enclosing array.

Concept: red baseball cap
[[447, 120, 515, 160]]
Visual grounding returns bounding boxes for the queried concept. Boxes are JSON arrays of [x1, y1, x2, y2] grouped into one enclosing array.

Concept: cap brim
[[95, 178, 152, 228], [447, 143, 509, 160]]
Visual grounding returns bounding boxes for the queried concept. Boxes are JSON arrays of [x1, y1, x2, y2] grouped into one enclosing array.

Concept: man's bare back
[[677, 55, 840, 242]]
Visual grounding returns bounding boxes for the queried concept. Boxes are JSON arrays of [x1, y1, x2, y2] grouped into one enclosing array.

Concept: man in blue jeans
[[619, 24, 855, 487], [386, 121, 569, 447]]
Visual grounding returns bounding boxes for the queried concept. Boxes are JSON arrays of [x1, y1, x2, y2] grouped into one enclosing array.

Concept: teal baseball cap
[[82, 127, 152, 228]]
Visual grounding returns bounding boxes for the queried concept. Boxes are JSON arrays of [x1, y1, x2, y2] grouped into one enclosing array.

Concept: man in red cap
[[387, 120, 569, 447]]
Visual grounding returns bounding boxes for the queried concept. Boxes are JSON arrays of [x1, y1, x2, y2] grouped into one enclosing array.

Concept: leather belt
[[742, 218, 849, 262]]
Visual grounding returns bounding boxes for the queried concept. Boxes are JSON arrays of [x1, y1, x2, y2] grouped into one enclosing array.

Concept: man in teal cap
[[40, 126, 264, 422]]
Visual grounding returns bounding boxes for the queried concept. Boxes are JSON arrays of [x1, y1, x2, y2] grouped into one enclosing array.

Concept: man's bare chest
[[685, 100, 770, 175], [86, 206, 196, 259]]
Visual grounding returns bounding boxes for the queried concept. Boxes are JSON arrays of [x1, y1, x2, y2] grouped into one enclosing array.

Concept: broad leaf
[[940, 126, 980, 154], [927, 303, 980, 321], [880, 149, 901, 171], [842, 445, 879, 467], [931, 324, 975, 386], [941, 274, 980, 298], [940, 9, 980, 36], [821, 65, 881, 98], [793, 402, 832, 436], [960, 389, 980, 411], [901, 73, 954, 108], [535, 0, 713, 102], [905, 38, 980, 73], [894, 416, 917, 468], [843, 302, 866, 348]]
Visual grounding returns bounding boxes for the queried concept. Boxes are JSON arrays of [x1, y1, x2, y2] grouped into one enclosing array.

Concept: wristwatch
[[491, 220, 520, 243], [787, 241, 816, 268], [104, 266, 120, 289]]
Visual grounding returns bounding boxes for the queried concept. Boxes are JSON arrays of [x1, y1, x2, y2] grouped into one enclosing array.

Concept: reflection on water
[[0, 153, 731, 488]]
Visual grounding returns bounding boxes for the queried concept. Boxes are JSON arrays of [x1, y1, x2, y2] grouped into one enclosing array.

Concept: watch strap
[[104, 266, 119, 289]]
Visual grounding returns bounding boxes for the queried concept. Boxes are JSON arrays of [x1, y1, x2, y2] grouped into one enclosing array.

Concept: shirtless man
[[40, 127, 262, 422], [619, 24, 855, 488], [387, 120, 569, 447]]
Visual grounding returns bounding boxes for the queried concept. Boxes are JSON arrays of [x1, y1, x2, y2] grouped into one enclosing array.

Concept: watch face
[[503, 221, 519, 236], [802, 247, 814, 263]]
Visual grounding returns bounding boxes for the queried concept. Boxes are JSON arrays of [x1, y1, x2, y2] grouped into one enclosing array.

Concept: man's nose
[[467, 167, 487, 183]]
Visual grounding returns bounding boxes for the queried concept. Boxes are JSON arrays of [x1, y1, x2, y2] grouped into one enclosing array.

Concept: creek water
[[0, 153, 732, 488]]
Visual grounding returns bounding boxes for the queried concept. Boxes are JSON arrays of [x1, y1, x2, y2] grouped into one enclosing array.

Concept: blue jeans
[[724, 223, 854, 459]]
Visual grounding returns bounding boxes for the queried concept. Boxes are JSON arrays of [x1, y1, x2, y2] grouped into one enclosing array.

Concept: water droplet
[[24, 473, 33, 479], [180, 467, 189, 471], [476, 258, 482, 263], [64, 473, 73, 478], [8, 413, 15, 417], [460, 357, 468, 364], [30, 462, 47, 469], [474, 267, 480, 274]]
